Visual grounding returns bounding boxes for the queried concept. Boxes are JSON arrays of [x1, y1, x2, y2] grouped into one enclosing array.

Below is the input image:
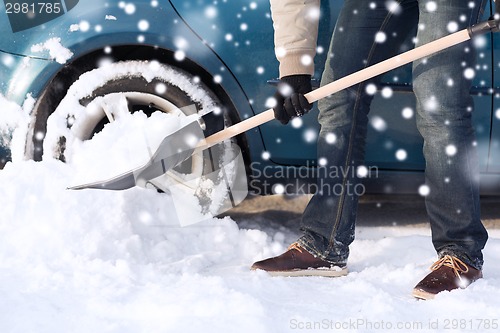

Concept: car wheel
[[30, 60, 244, 214]]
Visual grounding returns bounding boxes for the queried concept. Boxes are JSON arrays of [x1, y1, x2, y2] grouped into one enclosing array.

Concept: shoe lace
[[430, 255, 469, 278], [287, 242, 303, 253]]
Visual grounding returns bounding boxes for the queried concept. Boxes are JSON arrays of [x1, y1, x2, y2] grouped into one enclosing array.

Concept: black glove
[[273, 74, 313, 125]]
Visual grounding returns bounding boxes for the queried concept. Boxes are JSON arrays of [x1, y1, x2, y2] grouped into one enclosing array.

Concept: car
[[1, 0, 500, 196]]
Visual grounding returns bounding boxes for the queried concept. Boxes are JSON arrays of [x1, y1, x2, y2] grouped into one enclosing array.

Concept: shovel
[[69, 16, 500, 191]]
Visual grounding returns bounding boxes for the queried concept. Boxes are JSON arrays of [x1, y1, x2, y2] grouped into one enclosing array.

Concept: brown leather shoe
[[412, 255, 482, 300], [251, 243, 348, 277]]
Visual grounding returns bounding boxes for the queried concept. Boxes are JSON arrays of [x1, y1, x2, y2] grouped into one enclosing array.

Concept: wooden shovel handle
[[202, 28, 471, 149]]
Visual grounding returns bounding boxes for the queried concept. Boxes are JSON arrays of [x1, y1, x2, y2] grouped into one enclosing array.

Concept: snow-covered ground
[[2, 98, 500, 333]]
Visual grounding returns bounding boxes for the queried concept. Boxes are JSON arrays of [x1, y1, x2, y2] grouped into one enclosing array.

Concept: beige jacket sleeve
[[269, 0, 320, 78]]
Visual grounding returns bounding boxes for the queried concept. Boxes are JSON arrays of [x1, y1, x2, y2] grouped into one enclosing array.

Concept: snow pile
[[0, 159, 272, 332], [1, 97, 500, 332], [0, 106, 273, 332], [69, 110, 199, 184]]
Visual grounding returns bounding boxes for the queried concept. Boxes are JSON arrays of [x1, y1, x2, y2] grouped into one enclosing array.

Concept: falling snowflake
[[138, 210, 153, 224], [278, 83, 293, 97], [276, 47, 287, 58], [357, 165, 369, 178], [273, 184, 285, 194], [262, 151, 271, 160], [463, 68, 475, 79], [370, 116, 387, 132], [1, 54, 14, 67], [418, 184, 430, 196], [365, 83, 377, 95], [446, 144, 457, 156], [138, 20, 149, 31], [425, 1, 437, 12], [447, 21, 458, 33], [250, 2, 258, 10], [34, 131, 45, 141], [79, 20, 90, 32], [149, 60, 161, 71], [212, 106, 222, 116], [395, 149, 407, 161], [304, 129, 317, 143], [265, 97, 277, 108], [213, 75, 222, 84], [447, 78, 454, 87], [256, 67, 265, 74], [495, 109, 500, 119], [205, 6, 217, 18], [299, 55, 312, 67], [240, 23, 248, 31], [424, 96, 438, 111], [381, 87, 393, 98], [184, 133, 199, 147], [291, 117, 303, 128], [375, 32, 387, 43], [402, 107, 414, 119], [174, 50, 186, 61], [307, 6, 321, 20], [155, 83, 167, 94], [174, 37, 189, 52], [97, 56, 112, 68], [385, 0, 402, 14], [473, 36, 487, 48], [318, 157, 328, 166], [325, 132, 337, 144], [125, 3, 136, 14], [225, 34, 233, 41]]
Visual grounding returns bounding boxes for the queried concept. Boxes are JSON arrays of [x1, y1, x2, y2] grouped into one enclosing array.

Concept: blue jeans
[[298, 0, 488, 269]]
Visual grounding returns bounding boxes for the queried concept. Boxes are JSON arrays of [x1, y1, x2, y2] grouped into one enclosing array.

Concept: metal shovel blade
[[68, 118, 204, 190]]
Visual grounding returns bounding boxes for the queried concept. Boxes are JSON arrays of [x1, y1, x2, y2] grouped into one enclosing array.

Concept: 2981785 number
[[5, 2, 62, 14], [443, 319, 498, 330]]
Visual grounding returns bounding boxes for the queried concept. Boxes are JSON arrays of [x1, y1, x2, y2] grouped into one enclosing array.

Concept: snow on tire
[[41, 60, 221, 162]]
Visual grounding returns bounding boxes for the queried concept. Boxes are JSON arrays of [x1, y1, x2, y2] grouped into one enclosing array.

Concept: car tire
[[29, 60, 243, 214]]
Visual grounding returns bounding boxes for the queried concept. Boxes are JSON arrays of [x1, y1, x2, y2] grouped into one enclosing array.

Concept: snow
[[0, 94, 34, 163], [2, 92, 500, 332], [2, 24, 500, 328], [30, 38, 74, 64]]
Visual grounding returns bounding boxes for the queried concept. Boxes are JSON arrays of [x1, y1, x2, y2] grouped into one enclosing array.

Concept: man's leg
[[298, 0, 419, 264], [252, 0, 419, 274], [412, 0, 488, 299]]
